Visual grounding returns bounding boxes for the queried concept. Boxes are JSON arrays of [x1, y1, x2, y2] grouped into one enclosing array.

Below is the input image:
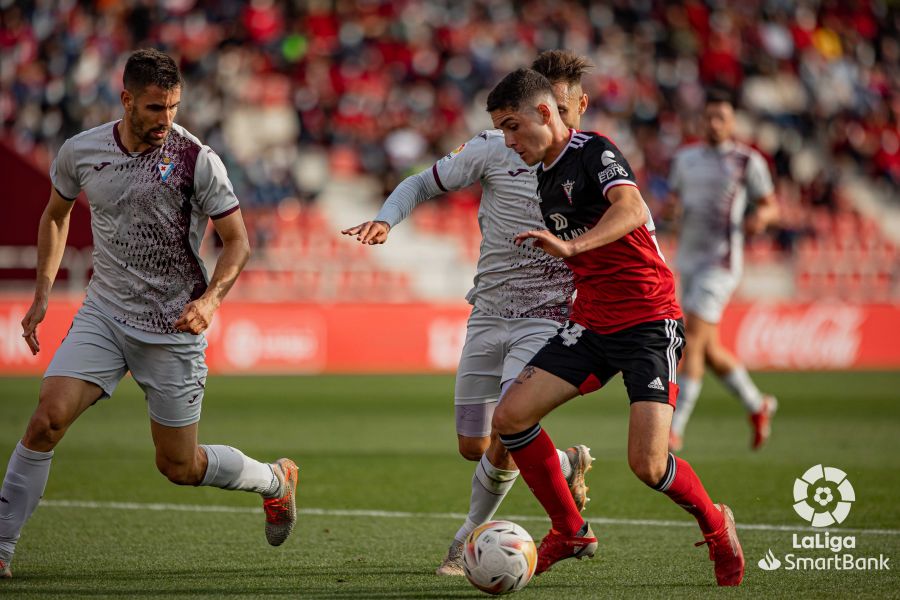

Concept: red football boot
[[695, 503, 744, 586], [535, 524, 598, 575], [750, 395, 778, 450]]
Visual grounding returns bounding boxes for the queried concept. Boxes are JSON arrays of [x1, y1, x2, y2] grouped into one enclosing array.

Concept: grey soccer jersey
[[669, 141, 774, 275], [50, 121, 239, 333], [376, 130, 573, 322]]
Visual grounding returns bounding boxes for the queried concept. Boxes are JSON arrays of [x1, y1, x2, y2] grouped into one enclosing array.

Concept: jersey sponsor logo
[[599, 163, 629, 184], [93, 161, 112, 171], [157, 156, 175, 182], [562, 179, 575, 204], [443, 143, 466, 160], [648, 377, 665, 391], [601, 150, 616, 167], [508, 167, 530, 177], [548, 213, 568, 231], [557, 226, 588, 241]]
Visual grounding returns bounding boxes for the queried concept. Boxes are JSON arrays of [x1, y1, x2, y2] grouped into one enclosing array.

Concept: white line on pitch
[[39, 499, 900, 536]]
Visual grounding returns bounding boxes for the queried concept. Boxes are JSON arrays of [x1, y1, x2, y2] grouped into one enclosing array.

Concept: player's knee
[[629, 454, 667, 487], [24, 405, 69, 449], [490, 404, 522, 435], [458, 437, 489, 461]]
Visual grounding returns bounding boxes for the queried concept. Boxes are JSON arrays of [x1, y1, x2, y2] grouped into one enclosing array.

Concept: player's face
[[123, 84, 181, 147], [551, 81, 588, 130], [491, 105, 552, 166], [704, 101, 734, 145]]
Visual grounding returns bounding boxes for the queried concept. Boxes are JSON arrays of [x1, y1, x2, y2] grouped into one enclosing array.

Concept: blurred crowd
[[1, 0, 898, 283]]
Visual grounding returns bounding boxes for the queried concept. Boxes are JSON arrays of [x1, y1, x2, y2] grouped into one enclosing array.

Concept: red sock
[[658, 455, 725, 534], [505, 427, 583, 536]]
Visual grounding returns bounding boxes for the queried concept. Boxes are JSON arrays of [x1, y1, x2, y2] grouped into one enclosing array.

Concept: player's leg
[[129, 334, 298, 546], [622, 319, 743, 586], [1, 302, 127, 577], [439, 315, 517, 575], [704, 323, 777, 450], [0, 377, 104, 578]]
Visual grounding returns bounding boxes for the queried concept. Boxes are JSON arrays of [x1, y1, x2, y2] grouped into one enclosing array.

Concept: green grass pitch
[[1, 371, 899, 599]]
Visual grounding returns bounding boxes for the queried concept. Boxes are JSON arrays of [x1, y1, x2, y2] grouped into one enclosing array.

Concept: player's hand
[[514, 229, 575, 258], [341, 221, 391, 245], [21, 296, 48, 355], [174, 297, 217, 334]]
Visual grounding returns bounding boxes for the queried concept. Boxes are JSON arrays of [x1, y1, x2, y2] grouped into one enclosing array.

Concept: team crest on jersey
[[157, 156, 175, 182], [562, 179, 575, 204]]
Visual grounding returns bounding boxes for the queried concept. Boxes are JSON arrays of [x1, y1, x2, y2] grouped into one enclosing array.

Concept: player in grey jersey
[[0, 50, 297, 580], [667, 88, 780, 453], [342, 51, 595, 576]]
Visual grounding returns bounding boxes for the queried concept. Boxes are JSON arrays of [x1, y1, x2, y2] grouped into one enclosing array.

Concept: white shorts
[[679, 266, 739, 324], [454, 308, 561, 438], [44, 300, 208, 428]]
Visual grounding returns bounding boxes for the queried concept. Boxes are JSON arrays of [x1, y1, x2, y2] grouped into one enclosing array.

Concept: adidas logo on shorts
[[648, 377, 665, 391]]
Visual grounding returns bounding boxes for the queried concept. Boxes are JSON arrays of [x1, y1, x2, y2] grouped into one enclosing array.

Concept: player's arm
[[174, 210, 249, 334], [744, 192, 779, 236], [514, 185, 648, 258], [340, 170, 437, 244], [342, 134, 490, 244], [21, 187, 76, 355]]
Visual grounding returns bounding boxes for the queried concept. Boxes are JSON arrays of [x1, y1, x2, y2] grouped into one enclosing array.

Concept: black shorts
[[528, 318, 684, 406]]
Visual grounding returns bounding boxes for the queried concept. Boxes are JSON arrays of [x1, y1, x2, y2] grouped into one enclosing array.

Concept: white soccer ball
[[463, 520, 537, 595]]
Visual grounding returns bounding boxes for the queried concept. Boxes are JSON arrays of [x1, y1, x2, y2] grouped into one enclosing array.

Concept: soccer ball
[[463, 520, 537, 595]]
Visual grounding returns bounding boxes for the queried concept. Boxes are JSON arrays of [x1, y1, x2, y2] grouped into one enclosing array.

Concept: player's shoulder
[[574, 131, 624, 155], [732, 140, 765, 161], [673, 140, 706, 160], [169, 123, 204, 149], [64, 120, 118, 149]]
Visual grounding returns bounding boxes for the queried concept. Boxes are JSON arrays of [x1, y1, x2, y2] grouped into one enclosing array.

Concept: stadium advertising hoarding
[[0, 299, 897, 374]]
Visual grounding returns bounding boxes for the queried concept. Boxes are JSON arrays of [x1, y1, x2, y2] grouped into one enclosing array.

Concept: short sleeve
[[50, 138, 81, 201], [745, 151, 774, 202], [587, 136, 639, 198], [430, 132, 493, 192], [194, 146, 240, 219]]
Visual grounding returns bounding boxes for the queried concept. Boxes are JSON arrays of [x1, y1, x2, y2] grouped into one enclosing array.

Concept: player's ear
[[121, 89, 133, 112], [579, 93, 588, 115], [537, 103, 552, 125]]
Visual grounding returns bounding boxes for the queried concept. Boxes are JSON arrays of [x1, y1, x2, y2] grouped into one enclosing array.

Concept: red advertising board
[[0, 297, 897, 375]]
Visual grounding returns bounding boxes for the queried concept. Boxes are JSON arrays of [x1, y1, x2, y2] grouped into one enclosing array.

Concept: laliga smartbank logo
[[757, 465, 891, 572]]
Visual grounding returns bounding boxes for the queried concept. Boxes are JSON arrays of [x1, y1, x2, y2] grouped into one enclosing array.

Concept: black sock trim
[[653, 453, 677, 491], [499, 423, 542, 451]]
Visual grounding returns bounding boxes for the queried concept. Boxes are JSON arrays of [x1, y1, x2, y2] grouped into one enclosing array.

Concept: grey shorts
[[680, 266, 739, 324], [454, 308, 561, 438], [44, 300, 208, 427]]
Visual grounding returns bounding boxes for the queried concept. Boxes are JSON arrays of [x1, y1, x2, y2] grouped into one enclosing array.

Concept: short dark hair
[[123, 49, 182, 94], [531, 50, 592, 86], [486, 68, 554, 113], [705, 87, 735, 107]]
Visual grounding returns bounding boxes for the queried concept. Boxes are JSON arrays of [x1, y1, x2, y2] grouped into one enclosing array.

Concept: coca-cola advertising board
[[0, 298, 896, 374]]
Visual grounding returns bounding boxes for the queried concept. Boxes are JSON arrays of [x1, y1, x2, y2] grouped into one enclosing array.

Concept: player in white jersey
[[0, 50, 297, 580], [667, 88, 780, 453], [342, 51, 595, 576]]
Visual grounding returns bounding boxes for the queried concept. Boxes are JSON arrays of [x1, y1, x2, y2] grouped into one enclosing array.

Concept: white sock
[[0, 441, 54, 562], [721, 367, 764, 413], [671, 375, 702, 437], [199, 445, 280, 497], [557, 448, 573, 482], [453, 454, 519, 543]]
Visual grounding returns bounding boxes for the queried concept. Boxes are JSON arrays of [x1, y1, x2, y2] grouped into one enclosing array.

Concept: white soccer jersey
[[669, 141, 774, 274], [378, 130, 574, 321], [50, 120, 239, 333]]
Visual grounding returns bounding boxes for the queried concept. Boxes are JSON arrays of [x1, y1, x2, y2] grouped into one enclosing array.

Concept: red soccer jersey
[[535, 130, 682, 333]]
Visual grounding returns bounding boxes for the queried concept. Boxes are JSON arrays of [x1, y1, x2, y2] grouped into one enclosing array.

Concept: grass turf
[[1, 372, 898, 598]]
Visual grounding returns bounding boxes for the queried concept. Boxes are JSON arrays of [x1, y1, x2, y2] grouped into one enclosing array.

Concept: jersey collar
[[541, 129, 576, 172]]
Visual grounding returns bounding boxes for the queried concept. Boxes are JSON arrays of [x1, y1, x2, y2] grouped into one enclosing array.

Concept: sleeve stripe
[[431, 163, 448, 192], [54, 186, 77, 202], [602, 180, 638, 196], [211, 204, 240, 220]]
